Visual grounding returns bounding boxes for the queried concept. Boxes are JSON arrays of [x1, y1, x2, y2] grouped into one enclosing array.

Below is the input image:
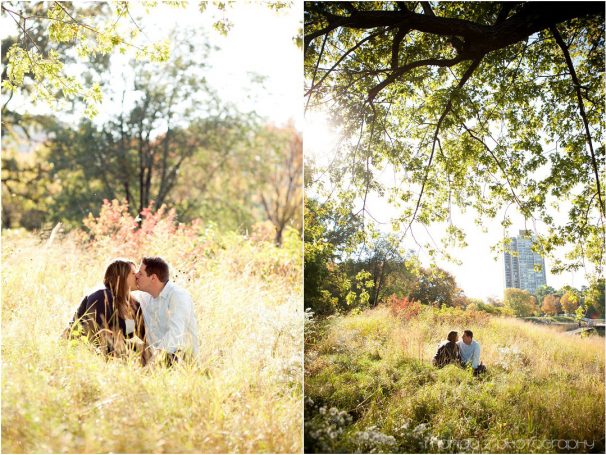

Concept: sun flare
[[304, 110, 341, 168]]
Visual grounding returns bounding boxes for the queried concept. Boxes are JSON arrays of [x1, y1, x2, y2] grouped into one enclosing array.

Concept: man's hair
[[447, 331, 458, 342], [142, 256, 169, 283], [463, 330, 473, 339]]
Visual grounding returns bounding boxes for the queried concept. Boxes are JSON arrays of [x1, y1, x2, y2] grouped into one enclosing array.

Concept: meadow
[[2, 201, 303, 453], [305, 304, 605, 453]]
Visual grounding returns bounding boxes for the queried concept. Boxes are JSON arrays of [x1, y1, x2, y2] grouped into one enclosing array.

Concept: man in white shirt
[[457, 330, 486, 376], [135, 256, 199, 364]]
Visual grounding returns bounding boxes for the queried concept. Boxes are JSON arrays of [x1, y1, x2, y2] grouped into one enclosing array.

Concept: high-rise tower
[[504, 230, 547, 293]]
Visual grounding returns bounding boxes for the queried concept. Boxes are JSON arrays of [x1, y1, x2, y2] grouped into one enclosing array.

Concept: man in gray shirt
[[457, 330, 486, 376], [135, 256, 199, 364]]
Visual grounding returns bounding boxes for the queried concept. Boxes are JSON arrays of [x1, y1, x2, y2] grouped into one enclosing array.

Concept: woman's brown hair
[[104, 258, 136, 320]]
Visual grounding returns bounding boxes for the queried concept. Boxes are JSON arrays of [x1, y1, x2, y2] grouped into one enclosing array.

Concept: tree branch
[[405, 58, 483, 236], [369, 56, 464, 102], [420, 2, 435, 17], [391, 26, 409, 70], [305, 33, 328, 113], [461, 121, 525, 212], [550, 25, 604, 218], [305, 30, 382, 98], [494, 2, 518, 25]]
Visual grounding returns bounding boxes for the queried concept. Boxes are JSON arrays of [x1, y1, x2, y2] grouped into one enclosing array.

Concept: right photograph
[[303, 2, 605, 454]]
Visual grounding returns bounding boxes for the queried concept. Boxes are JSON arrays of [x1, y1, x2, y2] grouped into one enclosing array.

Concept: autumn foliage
[[541, 294, 562, 316], [387, 294, 422, 321]]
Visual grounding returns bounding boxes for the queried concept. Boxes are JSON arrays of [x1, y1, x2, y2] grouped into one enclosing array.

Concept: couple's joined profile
[[64, 256, 199, 366], [433, 330, 486, 376]]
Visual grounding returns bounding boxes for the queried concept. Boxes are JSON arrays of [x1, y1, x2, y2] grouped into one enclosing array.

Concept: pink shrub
[[387, 294, 422, 321], [82, 199, 201, 259], [79, 199, 301, 285]]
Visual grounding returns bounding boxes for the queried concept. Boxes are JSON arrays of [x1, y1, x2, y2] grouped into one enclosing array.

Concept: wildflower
[[354, 429, 397, 449], [413, 423, 429, 435]]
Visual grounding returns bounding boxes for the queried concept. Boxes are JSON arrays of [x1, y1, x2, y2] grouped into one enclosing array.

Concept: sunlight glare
[[304, 110, 341, 168]]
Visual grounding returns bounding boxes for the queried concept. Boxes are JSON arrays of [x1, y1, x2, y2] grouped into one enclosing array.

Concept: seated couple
[[63, 257, 199, 366], [432, 330, 486, 376]]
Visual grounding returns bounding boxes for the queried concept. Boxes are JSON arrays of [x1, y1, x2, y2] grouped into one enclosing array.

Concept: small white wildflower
[[413, 423, 429, 435]]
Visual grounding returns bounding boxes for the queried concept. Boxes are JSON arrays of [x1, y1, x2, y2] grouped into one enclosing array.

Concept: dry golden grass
[[305, 306, 605, 453], [2, 226, 302, 453]]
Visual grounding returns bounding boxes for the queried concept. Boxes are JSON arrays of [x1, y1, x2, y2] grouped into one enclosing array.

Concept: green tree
[[408, 265, 459, 307], [584, 278, 605, 318], [304, 190, 363, 315], [379, 255, 419, 305], [2, 1, 296, 115], [504, 287, 537, 317], [560, 289, 580, 314], [305, 2, 605, 276], [1, 148, 52, 229], [466, 298, 512, 316], [2, 1, 170, 117], [34, 35, 261, 228], [342, 235, 418, 307]]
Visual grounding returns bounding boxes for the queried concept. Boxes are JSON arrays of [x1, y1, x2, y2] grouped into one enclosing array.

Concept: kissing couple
[[63, 257, 199, 366]]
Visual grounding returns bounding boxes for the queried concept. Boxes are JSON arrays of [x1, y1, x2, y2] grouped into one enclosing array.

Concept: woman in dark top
[[432, 330, 462, 368], [64, 258, 147, 362]]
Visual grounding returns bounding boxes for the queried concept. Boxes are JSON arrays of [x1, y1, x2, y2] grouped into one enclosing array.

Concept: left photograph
[[1, 2, 302, 453]]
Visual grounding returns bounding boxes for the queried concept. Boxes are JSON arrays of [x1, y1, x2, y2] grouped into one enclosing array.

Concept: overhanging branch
[[368, 56, 464, 102], [404, 57, 483, 236], [550, 25, 605, 218]]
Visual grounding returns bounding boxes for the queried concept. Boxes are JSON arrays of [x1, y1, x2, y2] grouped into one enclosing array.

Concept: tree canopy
[[304, 1, 605, 278], [505, 287, 538, 317], [1, 1, 170, 117], [1, 5, 302, 240], [1, 1, 296, 116]]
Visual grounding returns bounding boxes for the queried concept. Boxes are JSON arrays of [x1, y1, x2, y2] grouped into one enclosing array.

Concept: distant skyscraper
[[504, 230, 547, 294]]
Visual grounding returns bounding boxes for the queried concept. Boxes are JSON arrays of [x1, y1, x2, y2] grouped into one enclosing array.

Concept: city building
[[504, 230, 547, 293]]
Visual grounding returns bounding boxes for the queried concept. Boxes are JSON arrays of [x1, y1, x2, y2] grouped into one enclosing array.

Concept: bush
[[386, 294, 422, 320]]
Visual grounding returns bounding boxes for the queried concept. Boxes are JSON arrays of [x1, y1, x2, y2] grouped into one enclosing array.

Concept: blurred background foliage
[[1, 2, 302, 245]]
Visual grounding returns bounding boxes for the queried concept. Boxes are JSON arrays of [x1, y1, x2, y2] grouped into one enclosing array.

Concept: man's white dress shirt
[[139, 281, 199, 356], [457, 339, 481, 369]]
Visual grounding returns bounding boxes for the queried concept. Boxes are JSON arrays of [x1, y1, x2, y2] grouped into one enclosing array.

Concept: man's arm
[[472, 343, 481, 369], [155, 292, 192, 353]]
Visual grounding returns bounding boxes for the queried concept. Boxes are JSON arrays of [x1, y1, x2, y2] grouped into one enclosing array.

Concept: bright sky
[[1, 1, 302, 129], [305, 110, 589, 300]]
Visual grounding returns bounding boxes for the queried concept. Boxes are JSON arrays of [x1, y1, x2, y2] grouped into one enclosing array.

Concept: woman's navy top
[[72, 288, 145, 340]]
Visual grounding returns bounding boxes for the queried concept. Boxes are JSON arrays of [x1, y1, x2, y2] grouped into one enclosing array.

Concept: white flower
[[413, 423, 429, 435]]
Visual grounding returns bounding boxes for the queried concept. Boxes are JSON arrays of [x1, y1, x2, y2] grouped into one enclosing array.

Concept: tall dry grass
[[305, 305, 605, 453], [2, 203, 302, 453]]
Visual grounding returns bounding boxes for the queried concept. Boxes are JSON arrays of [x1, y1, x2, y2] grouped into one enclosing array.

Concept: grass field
[[2, 216, 303, 453], [305, 306, 605, 453]]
